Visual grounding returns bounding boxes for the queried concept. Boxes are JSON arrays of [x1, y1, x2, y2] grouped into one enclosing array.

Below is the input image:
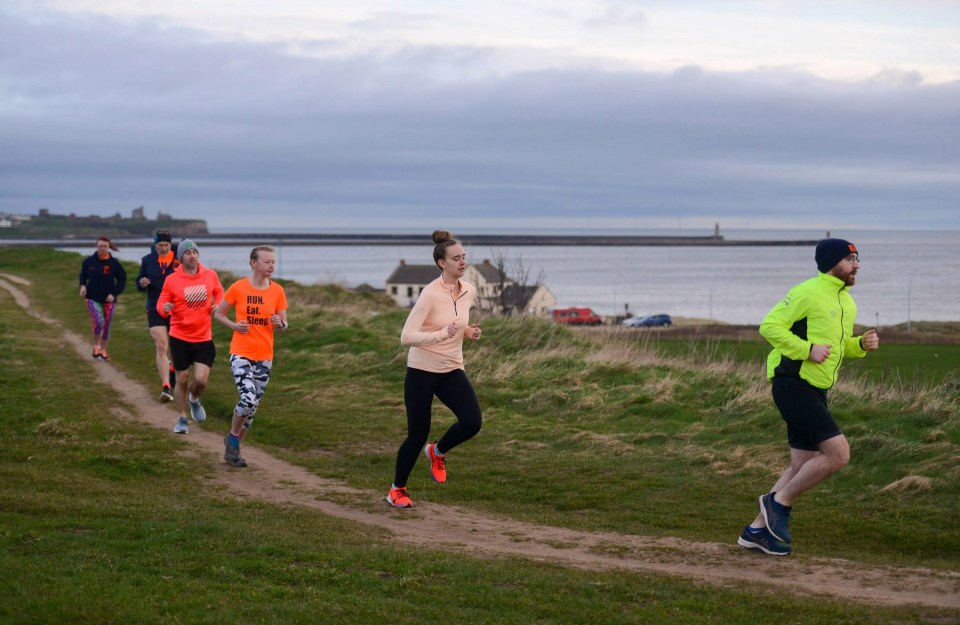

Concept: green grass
[[1, 246, 959, 624], [650, 336, 960, 385]]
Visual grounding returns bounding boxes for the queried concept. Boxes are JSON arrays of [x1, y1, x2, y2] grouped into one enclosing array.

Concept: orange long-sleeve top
[[401, 276, 475, 373], [157, 263, 224, 342]]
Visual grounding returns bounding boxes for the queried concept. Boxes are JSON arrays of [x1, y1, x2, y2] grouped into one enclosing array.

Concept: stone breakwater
[[12, 233, 819, 247]]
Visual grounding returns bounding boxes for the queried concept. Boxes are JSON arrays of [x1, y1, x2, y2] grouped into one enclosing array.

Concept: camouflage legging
[[230, 354, 273, 432]]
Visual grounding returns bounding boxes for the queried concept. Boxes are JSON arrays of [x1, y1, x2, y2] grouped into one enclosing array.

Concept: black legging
[[393, 367, 483, 487]]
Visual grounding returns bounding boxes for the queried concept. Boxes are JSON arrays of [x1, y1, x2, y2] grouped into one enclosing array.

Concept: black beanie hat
[[154, 230, 172, 244], [816, 238, 858, 273]]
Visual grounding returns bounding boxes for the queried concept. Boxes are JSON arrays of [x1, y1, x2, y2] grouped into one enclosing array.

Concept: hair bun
[[432, 230, 453, 244]]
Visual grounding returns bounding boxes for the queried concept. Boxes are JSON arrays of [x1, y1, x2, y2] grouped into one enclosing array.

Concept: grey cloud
[[349, 11, 442, 32], [587, 0, 649, 28], [869, 68, 925, 86], [1, 8, 958, 230]]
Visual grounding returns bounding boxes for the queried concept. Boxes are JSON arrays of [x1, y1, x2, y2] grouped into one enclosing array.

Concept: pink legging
[[85, 299, 116, 341]]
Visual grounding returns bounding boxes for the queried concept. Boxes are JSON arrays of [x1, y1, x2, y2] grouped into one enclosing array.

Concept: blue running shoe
[[173, 416, 189, 434], [188, 396, 206, 423], [759, 492, 792, 543], [738, 526, 791, 556], [223, 434, 247, 467]]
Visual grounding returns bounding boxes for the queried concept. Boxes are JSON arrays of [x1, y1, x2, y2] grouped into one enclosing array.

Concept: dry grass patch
[[669, 442, 785, 477], [33, 418, 77, 443], [500, 439, 551, 452], [573, 393, 605, 411], [879, 475, 933, 494], [836, 376, 957, 417], [723, 378, 770, 414], [642, 372, 682, 404], [584, 342, 663, 368], [563, 430, 636, 455], [486, 360, 520, 383], [926, 429, 947, 442]]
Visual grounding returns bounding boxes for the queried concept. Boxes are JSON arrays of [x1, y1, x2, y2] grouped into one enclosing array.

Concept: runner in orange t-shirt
[[214, 246, 288, 468], [157, 240, 224, 435]]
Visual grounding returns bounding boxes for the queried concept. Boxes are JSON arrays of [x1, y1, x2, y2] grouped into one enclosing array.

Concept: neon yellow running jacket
[[760, 272, 868, 390]]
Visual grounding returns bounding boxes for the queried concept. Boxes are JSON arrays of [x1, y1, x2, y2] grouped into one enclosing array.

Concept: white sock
[[188, 393, 197, 403]]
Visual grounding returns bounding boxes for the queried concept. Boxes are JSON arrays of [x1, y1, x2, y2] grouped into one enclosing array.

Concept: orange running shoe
[[386, 486, 413, 508], [423, 442, 446, 483], [92, 345, 100, 360]]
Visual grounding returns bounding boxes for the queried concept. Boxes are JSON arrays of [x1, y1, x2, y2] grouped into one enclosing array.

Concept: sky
[[1, 0, 959, 233]]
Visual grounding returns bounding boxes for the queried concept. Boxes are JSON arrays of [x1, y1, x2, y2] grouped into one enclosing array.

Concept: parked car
[[552, 307, 603, 326], [622, 314, 672, 327]]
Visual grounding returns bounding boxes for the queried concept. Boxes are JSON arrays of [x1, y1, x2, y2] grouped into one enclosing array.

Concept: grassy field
[[643, 330, 960, 386], [1, 247, 958, 624]]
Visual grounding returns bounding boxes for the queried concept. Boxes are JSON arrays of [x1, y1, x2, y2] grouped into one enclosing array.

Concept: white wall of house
[[526, 286, 557, 316], [386, 282, 427, 307]]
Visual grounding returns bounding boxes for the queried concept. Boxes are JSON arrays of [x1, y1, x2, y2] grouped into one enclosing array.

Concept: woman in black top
[[79, 236, 126, 360]]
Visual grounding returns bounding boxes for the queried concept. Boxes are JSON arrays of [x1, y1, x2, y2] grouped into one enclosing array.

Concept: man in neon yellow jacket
[[738, 238, 880, 556]]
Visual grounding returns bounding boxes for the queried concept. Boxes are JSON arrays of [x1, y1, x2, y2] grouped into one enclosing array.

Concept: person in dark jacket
[[136, 230, 178, 401], [79, 236, 127, 361]]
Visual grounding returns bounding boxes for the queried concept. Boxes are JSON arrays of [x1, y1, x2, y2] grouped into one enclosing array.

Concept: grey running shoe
[[187, 396, 206, 423], [759, 492, 792, 543], [173, 416, 189, 434], [738, 525, 791, 556], [159, 385, 175, 402], [223, 434, 247, 468]]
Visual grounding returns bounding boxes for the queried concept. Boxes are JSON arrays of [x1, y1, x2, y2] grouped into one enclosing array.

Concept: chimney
[[483, 259, 490, 265], [399, 259, 406, 265]]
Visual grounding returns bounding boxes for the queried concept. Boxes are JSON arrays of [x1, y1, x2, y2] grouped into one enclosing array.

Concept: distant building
[[499, 283, 557, 316], [353, 283, 384, 294], [0, 218, 12, 229], [385, 261, 440, 307], [132, 206, 145, 219], [464, 259, 509, 303], [384, 258, 555, 315]]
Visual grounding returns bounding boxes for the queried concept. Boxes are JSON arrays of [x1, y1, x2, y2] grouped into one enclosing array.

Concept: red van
[[551, 307, 603, 326]]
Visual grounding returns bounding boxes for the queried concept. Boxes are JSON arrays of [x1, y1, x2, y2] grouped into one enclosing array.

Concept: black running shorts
[[771, 376, 841, 451], [169, 336, 216, 371], [147, 308, 170, 329]]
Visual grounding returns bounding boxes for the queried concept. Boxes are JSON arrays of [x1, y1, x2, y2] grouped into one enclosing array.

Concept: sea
[[60, 228, 960, 326]]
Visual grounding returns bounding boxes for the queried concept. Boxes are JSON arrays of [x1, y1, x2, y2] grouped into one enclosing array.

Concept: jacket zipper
[[451, 288, 468, 316], [831, 287, 845, 389]]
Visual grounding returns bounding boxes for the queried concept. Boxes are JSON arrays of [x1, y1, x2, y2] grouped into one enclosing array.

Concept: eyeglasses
[[843, 255, 860, 264]]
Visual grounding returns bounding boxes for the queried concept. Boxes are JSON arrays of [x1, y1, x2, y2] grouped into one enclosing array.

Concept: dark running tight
[[393, 367, 483, 488]]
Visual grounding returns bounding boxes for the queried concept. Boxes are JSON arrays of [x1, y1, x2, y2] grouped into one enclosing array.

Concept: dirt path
[[2, 273, 958, 611]]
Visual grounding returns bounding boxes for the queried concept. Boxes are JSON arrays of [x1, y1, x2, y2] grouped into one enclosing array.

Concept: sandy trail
[[2, 273, 958, 611]]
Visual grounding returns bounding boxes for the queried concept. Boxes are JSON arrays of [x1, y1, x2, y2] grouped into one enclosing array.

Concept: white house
[[384, 261, 441, 307], [385, 258, 555, 315]]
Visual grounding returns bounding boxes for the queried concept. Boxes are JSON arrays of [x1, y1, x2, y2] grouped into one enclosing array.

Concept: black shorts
[[771, 376, 841, 451], [169, 336, 216, 371], [147, 308, 170, 329]]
